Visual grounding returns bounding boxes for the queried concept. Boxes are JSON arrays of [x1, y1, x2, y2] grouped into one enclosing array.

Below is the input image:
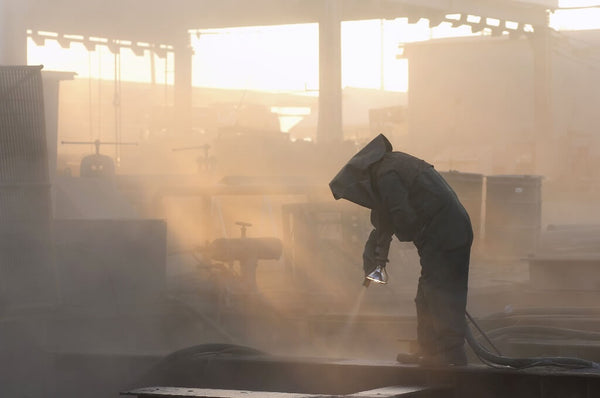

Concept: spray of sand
[[334, 285, 368, 357]]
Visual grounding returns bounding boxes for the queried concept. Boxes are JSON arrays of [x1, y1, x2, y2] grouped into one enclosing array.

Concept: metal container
[[484, 175, 542, 257], [439, 170, 484, 249]]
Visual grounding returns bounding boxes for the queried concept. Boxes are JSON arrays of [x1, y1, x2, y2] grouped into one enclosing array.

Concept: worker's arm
[[363, 208, 393, 275], [376, 170, 420, 242]]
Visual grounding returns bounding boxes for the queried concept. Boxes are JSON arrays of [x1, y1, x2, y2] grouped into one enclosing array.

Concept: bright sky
[[27, 2, 600, 93]]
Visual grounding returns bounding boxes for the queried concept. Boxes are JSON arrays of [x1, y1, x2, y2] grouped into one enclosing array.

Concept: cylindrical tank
[[484, 175, 542, 257], [439, 170, 484, 249]]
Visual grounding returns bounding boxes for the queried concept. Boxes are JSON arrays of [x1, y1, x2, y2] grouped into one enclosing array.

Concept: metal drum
[[484, 175, 542, 257]]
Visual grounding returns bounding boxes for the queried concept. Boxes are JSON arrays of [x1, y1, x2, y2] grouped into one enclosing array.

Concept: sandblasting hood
[[329, 134, 392, 209]]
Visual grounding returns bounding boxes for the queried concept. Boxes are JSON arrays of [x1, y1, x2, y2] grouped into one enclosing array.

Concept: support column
[[173, 32, 193, 135], [317, 0, 343, 143], [532, 17, 552, 175], [0, 2, 28, 64]]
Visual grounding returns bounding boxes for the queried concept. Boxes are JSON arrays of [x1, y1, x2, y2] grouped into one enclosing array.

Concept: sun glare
[[191, 24, 318, 91], [550, 8, 600, 30]]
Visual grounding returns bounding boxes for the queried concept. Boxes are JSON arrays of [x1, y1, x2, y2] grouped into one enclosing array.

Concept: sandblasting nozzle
[[365, 265, 389, 284]]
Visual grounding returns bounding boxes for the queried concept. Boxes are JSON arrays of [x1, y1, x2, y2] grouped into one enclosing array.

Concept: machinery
[[61, 139, 138, 178], [204, 222, 282, 292]]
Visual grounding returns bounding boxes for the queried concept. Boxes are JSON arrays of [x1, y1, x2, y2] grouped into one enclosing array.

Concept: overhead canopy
[[20, 0, 556, 44], [7, 0, 556, 144]]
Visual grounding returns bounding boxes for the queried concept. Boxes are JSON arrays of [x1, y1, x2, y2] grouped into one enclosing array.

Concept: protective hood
[[329, 134, 392, 209]]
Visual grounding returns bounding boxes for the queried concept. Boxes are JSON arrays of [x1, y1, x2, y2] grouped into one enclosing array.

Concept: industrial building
[[1, 1, 600, 397]]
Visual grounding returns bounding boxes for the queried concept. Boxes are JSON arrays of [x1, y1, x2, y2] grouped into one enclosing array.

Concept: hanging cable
[[88, 51, 94, 145], [118, 50, 122, 164], [164, 55, 169, 108], [98, 46, 102, 144], [113, 47, 122, 167]]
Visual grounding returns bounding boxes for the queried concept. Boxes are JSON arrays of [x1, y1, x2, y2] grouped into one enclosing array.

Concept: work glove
[[363, 231, 379, 276], [363, 229, 389, 276]]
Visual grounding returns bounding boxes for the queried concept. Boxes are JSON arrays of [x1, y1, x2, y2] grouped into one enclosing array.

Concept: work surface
[[124, 354, 600, 398]]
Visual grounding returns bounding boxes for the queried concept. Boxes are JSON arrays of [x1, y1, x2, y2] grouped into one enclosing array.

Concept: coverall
[[329, 134, 473, 366]]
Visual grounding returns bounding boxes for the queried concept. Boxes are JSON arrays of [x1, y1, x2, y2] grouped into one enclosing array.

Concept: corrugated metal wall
[[0, 65, 55, 309], [0, 66, 49, 182]]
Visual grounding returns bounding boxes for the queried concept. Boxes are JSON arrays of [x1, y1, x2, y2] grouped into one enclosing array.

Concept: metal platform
[[122, 385, 443, 398], [123, 354, 600, 398]]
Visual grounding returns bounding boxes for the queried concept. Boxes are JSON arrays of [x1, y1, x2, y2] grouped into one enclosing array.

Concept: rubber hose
[[480, 325, 600, 341], [465, 317, 600, 370], [482, 307, 600, 319]]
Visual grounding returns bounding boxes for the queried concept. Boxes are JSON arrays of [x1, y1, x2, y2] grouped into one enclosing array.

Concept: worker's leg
[[414, 277, 437, 356], [395, 281, 436, 364], [418, 243, 470, 365]]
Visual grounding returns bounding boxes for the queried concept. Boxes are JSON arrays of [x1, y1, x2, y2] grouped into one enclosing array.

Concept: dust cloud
[[2, 2, 600, 397]]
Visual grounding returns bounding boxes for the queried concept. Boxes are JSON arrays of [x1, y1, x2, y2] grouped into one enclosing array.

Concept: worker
[[329, 134, 473, 366]]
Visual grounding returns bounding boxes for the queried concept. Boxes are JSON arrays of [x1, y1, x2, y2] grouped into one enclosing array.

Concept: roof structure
[[1, 0, 558, 143], [17, 0, 557, 45]]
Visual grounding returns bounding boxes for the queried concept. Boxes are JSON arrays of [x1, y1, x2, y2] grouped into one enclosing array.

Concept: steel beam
[[317, 0, 343, 143], [22, 0, 554, 45], [0, 2, 28, 64]]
